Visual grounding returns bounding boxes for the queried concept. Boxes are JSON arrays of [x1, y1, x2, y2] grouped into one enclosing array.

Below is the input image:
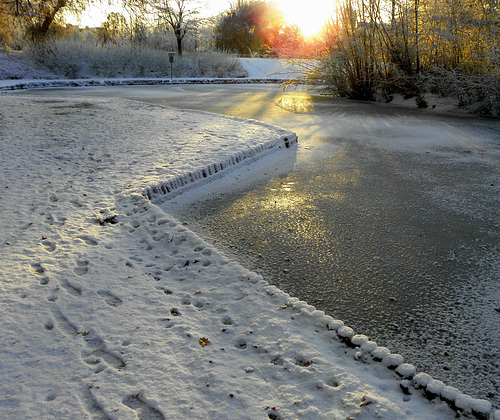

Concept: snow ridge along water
[[145, 132, 296, 200], [0, 77, 285, 91]]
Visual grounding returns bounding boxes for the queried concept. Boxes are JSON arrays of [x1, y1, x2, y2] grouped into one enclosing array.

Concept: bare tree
[[154, 0, 200, 55]]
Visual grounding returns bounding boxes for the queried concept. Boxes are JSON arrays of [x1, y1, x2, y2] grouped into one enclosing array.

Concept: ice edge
[[0, 77, 286, 91]]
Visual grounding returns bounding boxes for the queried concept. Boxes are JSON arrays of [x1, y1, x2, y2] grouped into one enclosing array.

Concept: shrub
[[25, 39, 247, 79]]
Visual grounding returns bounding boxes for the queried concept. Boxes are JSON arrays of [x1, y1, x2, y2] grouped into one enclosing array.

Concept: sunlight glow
[[67, 0, 336, 38], [274, 0, 336, 38]]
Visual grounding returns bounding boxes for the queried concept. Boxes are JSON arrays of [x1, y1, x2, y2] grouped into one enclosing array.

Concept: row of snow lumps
[[143, 134, 297, 201], [0, 77, 285, 91], [412, 373, 495, 419], [277, 295, 495, 420]]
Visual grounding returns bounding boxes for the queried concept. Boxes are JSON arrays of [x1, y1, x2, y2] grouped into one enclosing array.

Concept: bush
[[419, 68, 500, 116], [25, 40, 247, 79]]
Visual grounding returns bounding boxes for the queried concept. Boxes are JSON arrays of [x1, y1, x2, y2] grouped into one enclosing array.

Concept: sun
[[276, 0, 336, 38]]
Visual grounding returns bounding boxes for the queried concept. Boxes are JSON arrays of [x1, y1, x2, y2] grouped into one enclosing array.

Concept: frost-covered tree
[[214, 1, 284, 56], [306, 0, 500, 113], [154, 0, 200, 55], [96, 12, 129, 44]]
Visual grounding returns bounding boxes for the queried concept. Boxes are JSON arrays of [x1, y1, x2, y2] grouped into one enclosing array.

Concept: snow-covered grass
[[0, 48, 484, 116], [0, 55, 497, 419], [5, 42, 247, 79], [0, 49, 58, 80]]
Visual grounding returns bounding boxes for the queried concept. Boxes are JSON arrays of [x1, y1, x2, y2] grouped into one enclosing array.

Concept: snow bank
[[0, 49, 58, 80], [0, 56, 305, 91]]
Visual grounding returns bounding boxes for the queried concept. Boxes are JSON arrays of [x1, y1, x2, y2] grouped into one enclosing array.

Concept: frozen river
[[19, 84, 500, 407]]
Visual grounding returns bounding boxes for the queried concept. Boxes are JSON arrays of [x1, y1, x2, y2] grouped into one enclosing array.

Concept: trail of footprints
[[35, 243, 121, 307], [37, 204, 233, 418], [48, 307, 126, 372], [35, 188, 168, 416]]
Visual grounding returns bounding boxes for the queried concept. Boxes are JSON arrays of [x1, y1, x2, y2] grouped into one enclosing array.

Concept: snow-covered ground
[[0, 54, 497, 419]]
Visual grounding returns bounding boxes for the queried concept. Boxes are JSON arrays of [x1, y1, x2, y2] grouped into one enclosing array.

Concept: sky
[[68, 0, 336, 38]]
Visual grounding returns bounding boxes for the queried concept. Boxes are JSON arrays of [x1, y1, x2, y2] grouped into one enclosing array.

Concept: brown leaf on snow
[[199, 337, 211, 347], [360, 395, 375, 407]]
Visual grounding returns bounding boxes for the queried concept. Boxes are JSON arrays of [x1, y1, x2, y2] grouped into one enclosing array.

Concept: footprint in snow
[[47, 288, 58, 302], [42, 212, 66, 226], [50, 307, 78, 336], [43, 212, 54, 226], [78, 235, 98, 246], [44, 320, 54, 331], [159, 318, 176, 328], [170, 308, 181, 316], [42, 240, 56, 252], [74, 260, 89, 276], [31, 262, 45, 275], [78, 386, 109, 419], [69, 200, 84, 208], [81, 331, 126, 371], [20, 222, 34, 230], [97, 290, 122, 307], [81, 349, 125, 372], [60, 278, 82, 296], [122, 394, 165, 420]]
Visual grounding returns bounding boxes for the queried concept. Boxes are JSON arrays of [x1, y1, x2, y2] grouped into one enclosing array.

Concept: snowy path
[[0, 94, 494, 419]]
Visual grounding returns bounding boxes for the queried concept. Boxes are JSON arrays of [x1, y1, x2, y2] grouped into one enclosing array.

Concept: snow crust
[[0, 56, 497, 418]]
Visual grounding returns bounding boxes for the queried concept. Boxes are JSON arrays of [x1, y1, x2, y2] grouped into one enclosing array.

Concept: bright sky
[[273, 0, 336, 37], [69, 0, 335, 38]]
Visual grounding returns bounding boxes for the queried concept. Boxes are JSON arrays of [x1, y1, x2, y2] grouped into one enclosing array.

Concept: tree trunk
[[415, 0, 420, 73], [37, 0, 67, 39], [176, 34, 183, 55]]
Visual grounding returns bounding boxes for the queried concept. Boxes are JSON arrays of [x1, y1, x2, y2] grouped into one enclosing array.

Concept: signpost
[[168, 52, 175, 81]]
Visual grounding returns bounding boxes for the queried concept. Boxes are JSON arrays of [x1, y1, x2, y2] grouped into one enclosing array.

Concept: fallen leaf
[[199, 337, 210, 347], [360, 395, 375, 407]]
